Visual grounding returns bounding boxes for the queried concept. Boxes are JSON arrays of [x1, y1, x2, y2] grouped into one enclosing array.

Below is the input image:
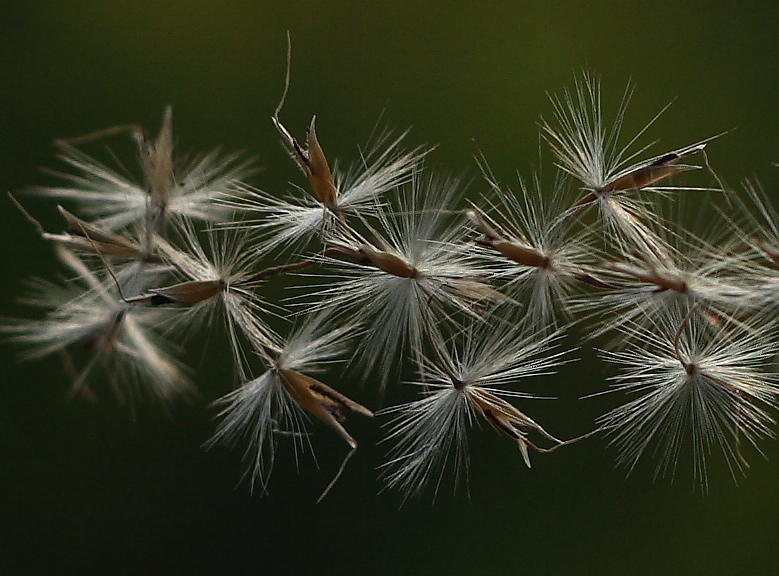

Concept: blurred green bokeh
[[3, 2, 779, 575]]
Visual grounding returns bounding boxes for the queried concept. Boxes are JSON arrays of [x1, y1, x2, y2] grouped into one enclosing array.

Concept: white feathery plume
[[719, 180, 779, 310], [541, 72, 716, 251], [35, 107, 254, 233], [220, 36, 429, 256], [467, 165, 604, 332], [2, 246, 192, 407], [597, 306, 779, 492], [380, 308, 573, 501], [223, 126, 429, 256], [574, 197, 760, 347], [126, 218, 280, 377], [306, 171, 502, 389], [208, 314, 372, 494]]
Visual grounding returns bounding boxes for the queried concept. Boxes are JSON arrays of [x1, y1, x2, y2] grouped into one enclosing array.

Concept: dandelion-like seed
[[468, 166, 604, 332], [9, 194, 162, 265], [719, 180, 779, 310], [308, 171, 502, 389], [208, 314, 372, 494], [576, 197, 760, 347], [35, 107, 253, 234], [216, 37, 429, 253], [598, 307, 779, 491], [1, 246, 192, 407], [221, 40, 429, 256], [380, 309, 574, 501], [126, 218, 280, 377], [541, 72, 712, 250], [225, 126, 428, 256]]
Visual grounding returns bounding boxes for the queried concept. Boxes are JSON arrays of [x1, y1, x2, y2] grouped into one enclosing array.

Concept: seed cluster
[[5, 64, 779, 499]]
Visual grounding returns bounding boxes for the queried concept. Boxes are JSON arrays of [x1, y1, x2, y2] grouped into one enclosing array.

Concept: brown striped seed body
[[279, 369, 373, 449]]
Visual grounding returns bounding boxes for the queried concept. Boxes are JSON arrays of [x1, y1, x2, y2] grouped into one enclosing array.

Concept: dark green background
[[3, 2, 779, 575]]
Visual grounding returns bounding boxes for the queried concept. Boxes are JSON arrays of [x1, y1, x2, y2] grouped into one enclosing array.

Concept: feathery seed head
[[598, 306, 779, 491], [307, 171, 501, 389], [126, 219, 279, 376], [223, 124, 429, 257], [576, 200, 761, 347], [35, 108, 253, 234], [209, 314, 370, 493], [541, 73, 714, 249], [468, 168, 602, 331], [381, 310, 571, 500], [2, 246, 192, 407]]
